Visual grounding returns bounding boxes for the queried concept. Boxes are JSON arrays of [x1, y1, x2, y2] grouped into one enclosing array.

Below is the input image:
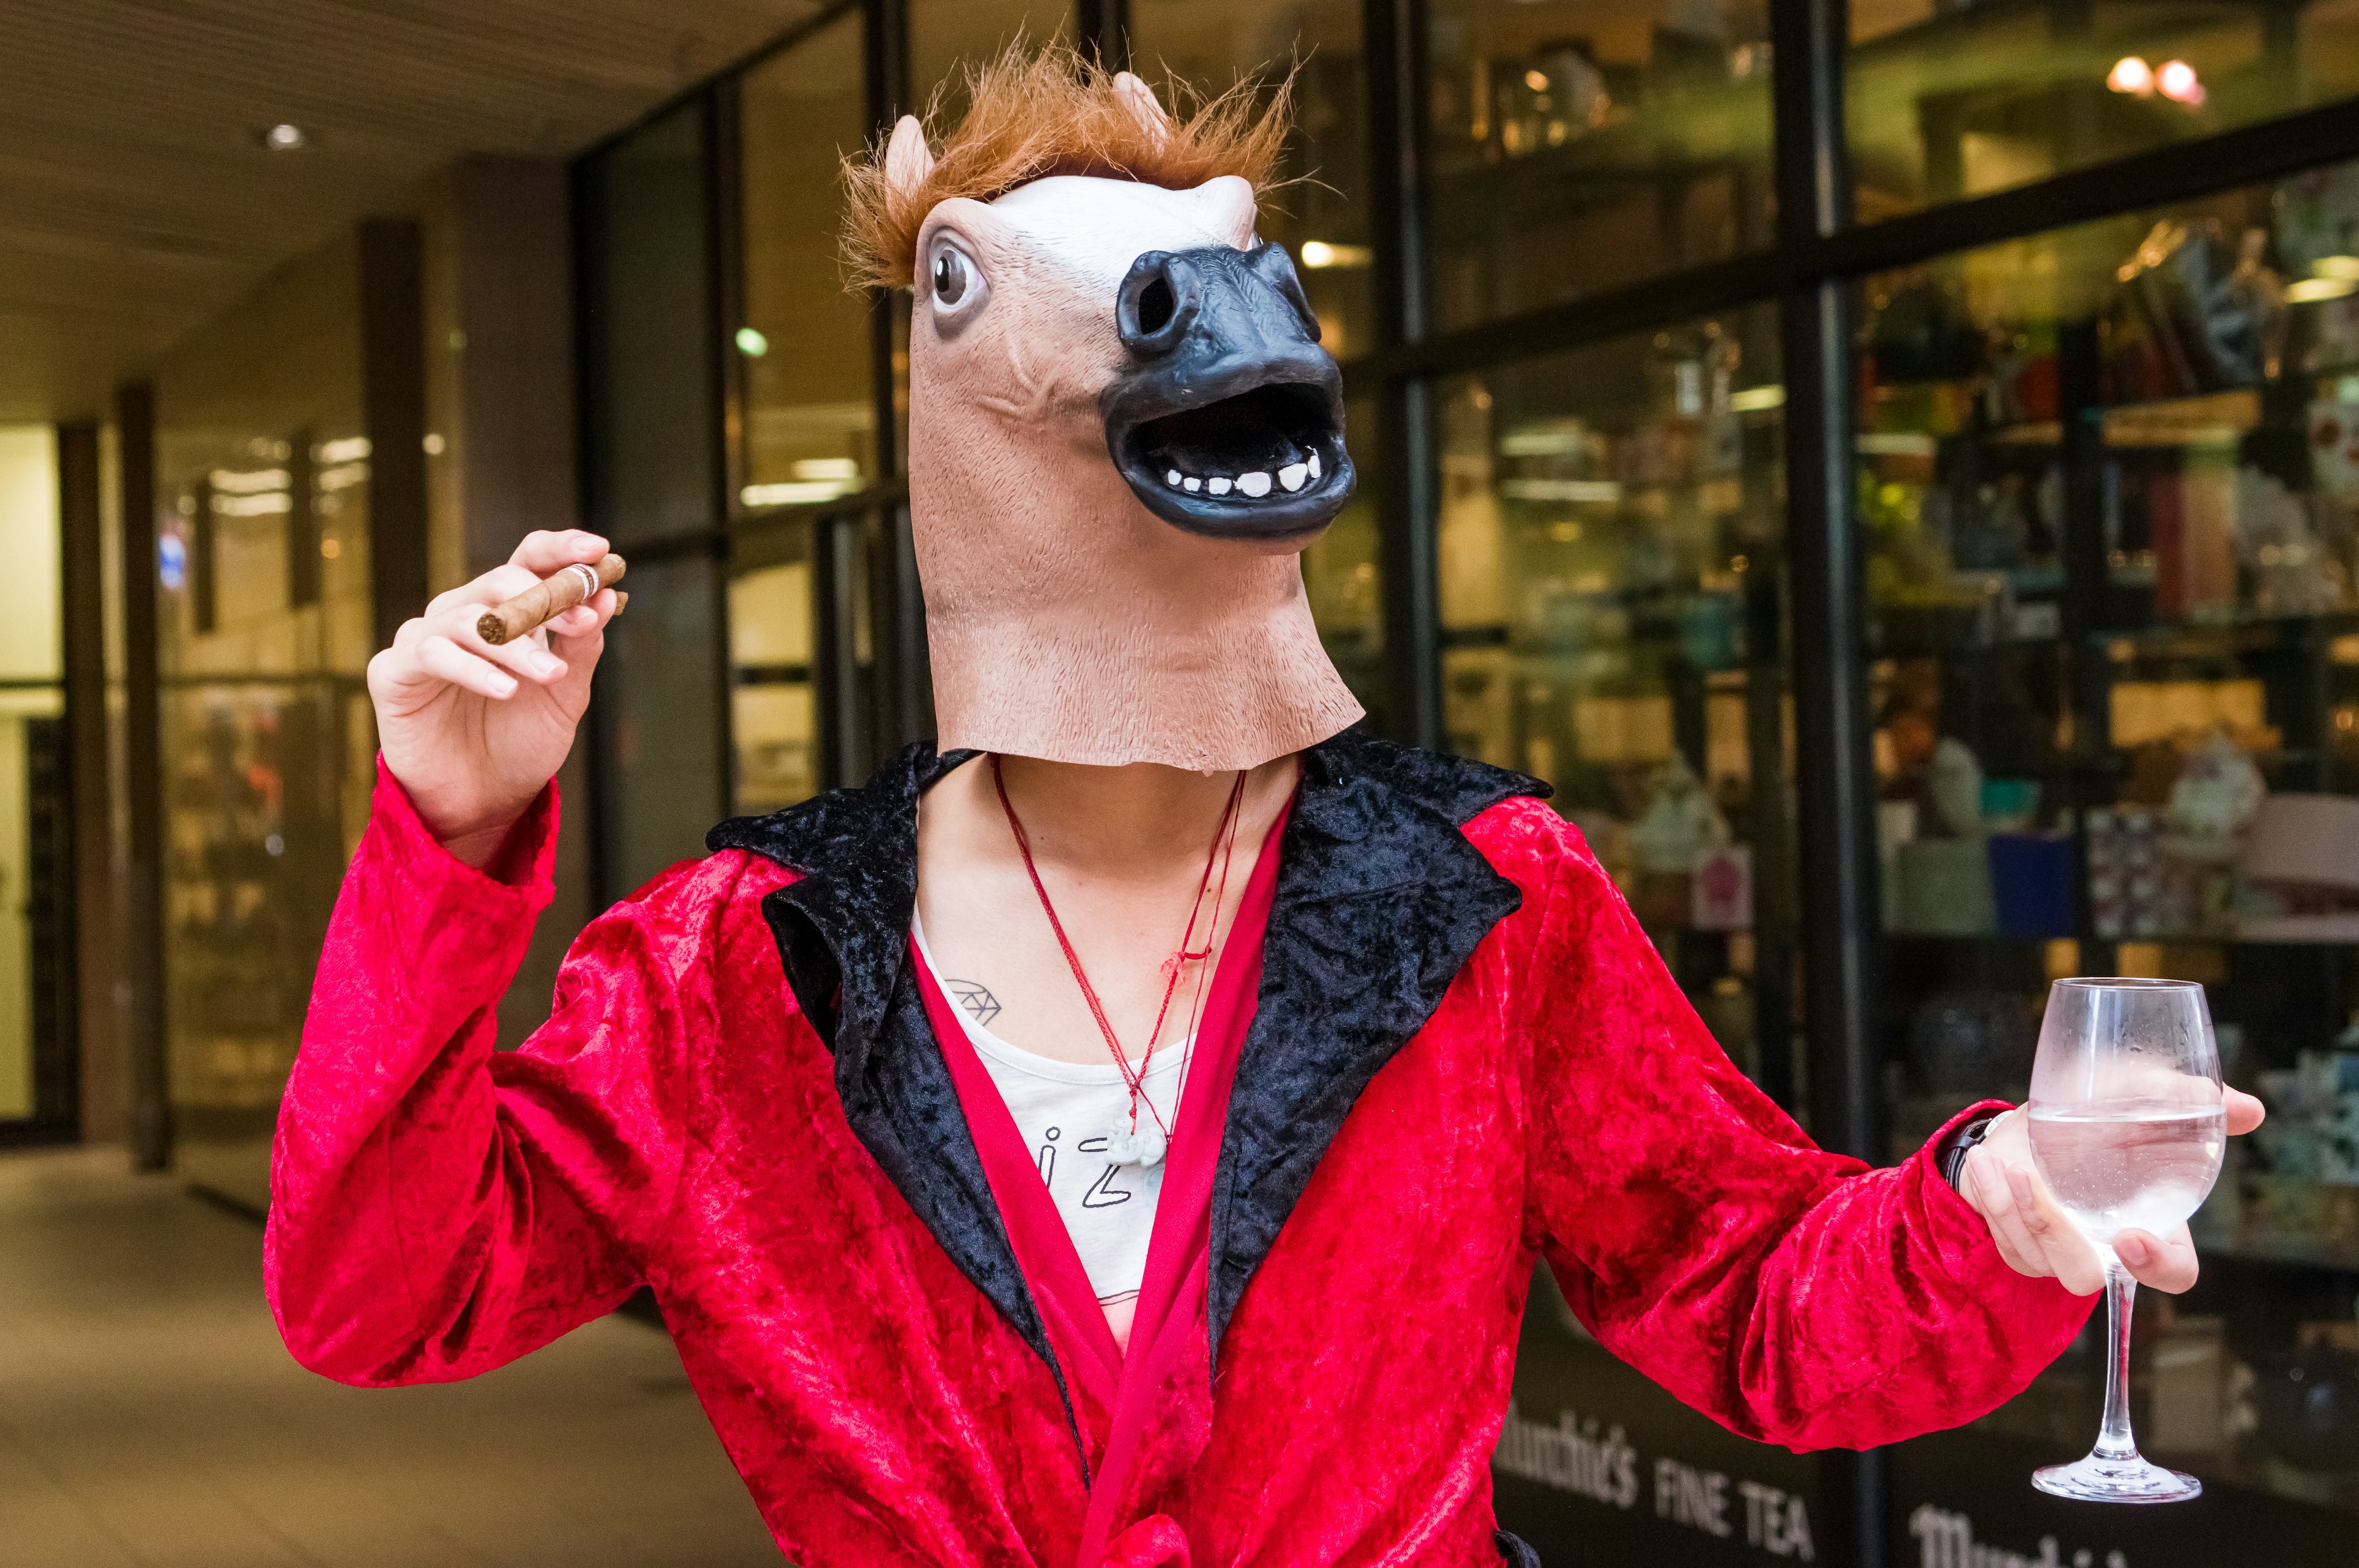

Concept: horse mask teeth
[[859, 57, 1364, 772]]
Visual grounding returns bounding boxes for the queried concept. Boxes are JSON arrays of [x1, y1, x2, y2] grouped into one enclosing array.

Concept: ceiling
[[0, 0, 826, 424]]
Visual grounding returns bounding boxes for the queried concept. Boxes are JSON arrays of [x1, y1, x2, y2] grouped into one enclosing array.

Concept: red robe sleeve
[[1517, 814, 2091, 1451], [265, 759, 710, 1386]]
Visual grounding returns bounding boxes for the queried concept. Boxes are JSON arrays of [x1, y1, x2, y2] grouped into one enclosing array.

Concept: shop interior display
[[1863, 155, 2359, 1511], [1438, 305, 1792, 1091]]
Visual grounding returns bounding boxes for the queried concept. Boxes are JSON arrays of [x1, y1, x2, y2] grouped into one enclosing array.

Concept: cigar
[[477, 554, 627, 646]]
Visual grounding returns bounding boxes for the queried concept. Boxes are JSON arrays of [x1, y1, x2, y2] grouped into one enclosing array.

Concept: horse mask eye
[[931, 243, 980, 314]]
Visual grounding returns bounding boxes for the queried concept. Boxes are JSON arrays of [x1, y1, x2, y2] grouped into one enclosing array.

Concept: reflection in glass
[[1302, 392, 1384, 728], [1130, 0, 1371, 358], [1423, 0, 1774, 332], [1437, 306, 1792, 1084], [581, 103, 716, 546], [596, 553, 726, 899], [740, 12, 876, 512], [730, 529, 818, 814], [1850, 0, 2359, 218], [146, 235, 376, 1207], [910, 1, 1063, 116], [1860, 156, 2359, 1511]]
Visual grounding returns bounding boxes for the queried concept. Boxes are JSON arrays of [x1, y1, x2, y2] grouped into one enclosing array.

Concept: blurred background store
[[5, 0, 2359, 1562]]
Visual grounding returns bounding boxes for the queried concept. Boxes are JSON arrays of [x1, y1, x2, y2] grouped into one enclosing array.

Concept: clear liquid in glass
[[2027, 1100, 2226, 1247]]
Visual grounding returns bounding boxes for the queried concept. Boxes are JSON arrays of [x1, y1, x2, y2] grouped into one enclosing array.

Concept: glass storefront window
[[0, 425, 65, 1127], [740, 10, 877, 513], [729, 528, 818, 814], [595, 552, 727, 898], [1861, 158, 2359, 1540], [1422, 0, 1775, 333], [151, 236, 377, 1208], [1447, 306, 1808, 1557], [1131, 0, 1371, 359], [910, 1, 1063, 115], [1438, 305, 1792, 1083], [579, 101, 718, 547], [1850, 0, 2359, 219], [1303, 389, 1385, 729]]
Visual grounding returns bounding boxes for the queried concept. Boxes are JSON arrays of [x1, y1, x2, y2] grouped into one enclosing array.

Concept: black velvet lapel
[[706, 730, 1546, 1390]]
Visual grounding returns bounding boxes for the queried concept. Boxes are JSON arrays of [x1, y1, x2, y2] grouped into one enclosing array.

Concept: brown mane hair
[[843, 44, 1293, 291]]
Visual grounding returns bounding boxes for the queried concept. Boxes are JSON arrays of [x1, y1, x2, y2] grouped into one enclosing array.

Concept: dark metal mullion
[[1078, 0, 1129, 69], [51, 422, 102, 1144], [115, 381, 170, 1172], [1772, 2, 1888, 1566], [867, 0, 929, 755], [1366, 0, 1439, 750], [704, 84, 744, 819], [568, 152, 616, 907]]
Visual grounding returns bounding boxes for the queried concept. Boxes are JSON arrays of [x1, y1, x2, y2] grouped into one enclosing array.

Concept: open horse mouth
[[1101, 244, 1356, 542]]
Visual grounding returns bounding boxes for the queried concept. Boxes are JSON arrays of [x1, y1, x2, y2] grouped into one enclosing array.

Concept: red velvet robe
[[266, 736, 2088, 1568]]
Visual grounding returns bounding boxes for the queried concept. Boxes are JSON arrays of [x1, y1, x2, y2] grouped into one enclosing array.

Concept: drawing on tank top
[[1037, 1126, 1059, 1184], [1075, 1137, 1135, 1209]]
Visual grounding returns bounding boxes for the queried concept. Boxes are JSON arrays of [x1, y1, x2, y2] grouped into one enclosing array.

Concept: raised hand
[[1958, 1087, 2266, 1295], [367, 529, 619, 867]]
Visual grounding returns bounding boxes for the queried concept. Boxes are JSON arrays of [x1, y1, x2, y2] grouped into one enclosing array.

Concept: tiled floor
[[0, 1147, 780, 1567]]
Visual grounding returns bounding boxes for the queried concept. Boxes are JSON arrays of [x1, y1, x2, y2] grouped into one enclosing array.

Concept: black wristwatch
[[1936, 1114, 2000, 1194]]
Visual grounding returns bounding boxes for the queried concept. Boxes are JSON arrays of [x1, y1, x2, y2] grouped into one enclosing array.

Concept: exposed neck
[[987, 752, 1290, 882]]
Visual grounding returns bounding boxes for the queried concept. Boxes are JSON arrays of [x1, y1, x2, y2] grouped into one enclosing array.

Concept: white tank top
[[912, 916, 1189, 1313]]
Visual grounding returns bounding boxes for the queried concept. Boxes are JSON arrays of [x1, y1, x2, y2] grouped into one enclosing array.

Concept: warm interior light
[[1297, 240, 1372, 270], [2156, 59, 2204, 105], [262, 123, 308, 151], [2107, 57, 2154, 95], [2288, 276, 2359, 304], [2316, 255, 2359, 279], [1729, 384, 1786, 413], [1524, 69, 1549, 92], [791, 458, 859, 481], [735, 327, 770, 357]]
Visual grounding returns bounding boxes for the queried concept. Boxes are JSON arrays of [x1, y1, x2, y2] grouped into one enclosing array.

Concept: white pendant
[[1105, 1125, 1167, 1169]]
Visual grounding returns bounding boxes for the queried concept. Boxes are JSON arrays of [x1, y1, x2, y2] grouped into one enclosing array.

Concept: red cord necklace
[[992, 755, 1246, 1168]]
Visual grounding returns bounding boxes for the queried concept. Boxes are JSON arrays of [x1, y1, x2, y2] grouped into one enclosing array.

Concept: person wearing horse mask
[[267, 49, 2259, 1568]]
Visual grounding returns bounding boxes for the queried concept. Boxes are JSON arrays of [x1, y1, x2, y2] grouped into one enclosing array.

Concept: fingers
[[1968, 1155, 2059, 1281], [546, 587, 621, 649], [2116, 1227, 2201, 1293], [2006, 1164, 2108, 1294], [375, 600, 572, 704], [1965, 1150, 2108, 1295], [2225, 1086, 2266, 1136], [415, 634, 520, 700], [508, 528, 609, 575], [425, 564, 541, 620]]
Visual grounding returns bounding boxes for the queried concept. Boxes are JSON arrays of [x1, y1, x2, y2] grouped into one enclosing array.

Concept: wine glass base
[[2033, 1453, 2202, 1504]]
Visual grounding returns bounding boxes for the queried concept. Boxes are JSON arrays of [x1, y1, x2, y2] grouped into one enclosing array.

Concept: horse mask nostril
[[1137, 277, 1176, 335], [1117, 251, 1198, 356]]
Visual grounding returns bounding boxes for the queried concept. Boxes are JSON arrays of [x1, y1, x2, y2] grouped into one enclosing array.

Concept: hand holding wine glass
[[1962, 978, 2255, 1504]]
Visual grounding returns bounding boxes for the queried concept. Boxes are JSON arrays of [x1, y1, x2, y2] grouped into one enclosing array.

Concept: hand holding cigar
[[477, 553, 628, 646]]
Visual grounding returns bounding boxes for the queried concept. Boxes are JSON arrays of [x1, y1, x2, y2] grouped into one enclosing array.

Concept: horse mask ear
[[1111, 72, 1172, 149], [885, 115, 936, 201]]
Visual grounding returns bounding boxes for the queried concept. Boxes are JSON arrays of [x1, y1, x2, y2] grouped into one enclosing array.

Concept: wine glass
[[2026, 978, 2226, 1504]]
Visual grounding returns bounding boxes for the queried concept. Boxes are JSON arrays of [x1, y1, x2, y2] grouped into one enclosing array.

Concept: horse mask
[[847, 54, 1364, 771]]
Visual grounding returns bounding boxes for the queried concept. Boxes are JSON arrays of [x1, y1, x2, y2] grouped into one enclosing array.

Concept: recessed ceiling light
[[260, 123, 308, 152]]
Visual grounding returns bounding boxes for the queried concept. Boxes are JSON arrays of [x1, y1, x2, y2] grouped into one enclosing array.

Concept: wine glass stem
[[2092, 1257, 2139, 1462]]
